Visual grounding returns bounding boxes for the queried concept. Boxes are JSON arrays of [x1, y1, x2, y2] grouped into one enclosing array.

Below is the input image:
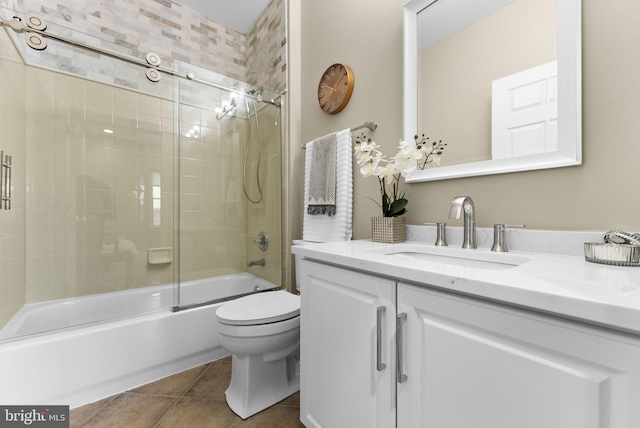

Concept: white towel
[[303, 129, 353, 242]]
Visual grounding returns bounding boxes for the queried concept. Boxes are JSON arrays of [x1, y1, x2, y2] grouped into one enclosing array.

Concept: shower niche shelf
[[148, 247, 173, 264]]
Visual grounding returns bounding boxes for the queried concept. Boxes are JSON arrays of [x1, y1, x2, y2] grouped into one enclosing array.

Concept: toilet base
[[225, 350, 300, 419]]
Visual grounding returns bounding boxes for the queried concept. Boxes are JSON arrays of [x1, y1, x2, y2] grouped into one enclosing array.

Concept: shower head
[[246, 88, 264, 102]]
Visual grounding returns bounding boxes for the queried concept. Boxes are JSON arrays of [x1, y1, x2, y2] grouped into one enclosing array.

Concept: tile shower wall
[[2, 0, 286, 93], [22, 0, 247, 82], [24, 68, 176, 302], [177, 105, 247, 282], [244, 104, 282, 286], [0, 0, 286, 314], [178, 98, 282, 287], [22, 66, 276, 303], [0, 28, 26, 327], [247, 0, 287, 93]]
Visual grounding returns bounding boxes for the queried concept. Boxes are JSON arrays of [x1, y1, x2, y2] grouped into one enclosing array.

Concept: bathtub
[[0, 273, 278, 408]]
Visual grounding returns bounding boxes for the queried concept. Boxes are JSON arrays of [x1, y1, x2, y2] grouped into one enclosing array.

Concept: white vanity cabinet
[[299, 259, 396, 428], [300, 258, 640, 428], [397, 281, 640, 428]]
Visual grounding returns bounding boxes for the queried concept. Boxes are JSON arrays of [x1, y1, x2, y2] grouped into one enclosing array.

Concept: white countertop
[[292, 235, 640, 335]]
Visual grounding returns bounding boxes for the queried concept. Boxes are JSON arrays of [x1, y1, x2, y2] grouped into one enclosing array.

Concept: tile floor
[[70, 357, 304, 428]]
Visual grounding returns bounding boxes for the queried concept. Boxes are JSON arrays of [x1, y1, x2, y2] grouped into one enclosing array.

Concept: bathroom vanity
[[293, 231, 640, 428]]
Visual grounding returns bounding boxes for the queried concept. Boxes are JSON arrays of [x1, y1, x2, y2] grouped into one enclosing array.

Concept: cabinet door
[[397, 281, 640, 428], [300, 260, 396, 428]]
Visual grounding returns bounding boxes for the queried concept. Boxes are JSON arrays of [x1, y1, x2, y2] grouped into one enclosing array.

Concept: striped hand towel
[[303, 129, 353, 242], [307, 132, 337, 216]]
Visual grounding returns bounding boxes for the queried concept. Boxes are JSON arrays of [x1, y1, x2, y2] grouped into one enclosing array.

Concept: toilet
[[216, 290, 301, 419]]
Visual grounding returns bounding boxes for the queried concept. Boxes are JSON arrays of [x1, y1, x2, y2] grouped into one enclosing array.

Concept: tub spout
[[247, 259, 265, 268]]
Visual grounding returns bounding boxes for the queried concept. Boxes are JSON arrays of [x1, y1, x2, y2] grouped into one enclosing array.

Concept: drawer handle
[[376, 306, 386, 371], [396, 312, 408, 383]]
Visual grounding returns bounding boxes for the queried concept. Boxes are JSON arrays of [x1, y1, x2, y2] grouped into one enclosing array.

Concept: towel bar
[[301, 121, 377, 149]]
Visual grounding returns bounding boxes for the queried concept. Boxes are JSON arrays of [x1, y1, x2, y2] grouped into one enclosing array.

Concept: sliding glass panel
[[0, 20, 26, 333], [174, 62, 282, 309], [0, 8, 178, 340]]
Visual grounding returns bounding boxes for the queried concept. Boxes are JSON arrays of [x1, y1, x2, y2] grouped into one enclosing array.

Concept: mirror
[[403, 0, 581, 182]]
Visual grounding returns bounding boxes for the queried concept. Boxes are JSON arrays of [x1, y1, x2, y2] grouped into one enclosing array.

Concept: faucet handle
[[424, 222, 447, 246], [491, 224, 525, 252], [505, 224, 525, 232]]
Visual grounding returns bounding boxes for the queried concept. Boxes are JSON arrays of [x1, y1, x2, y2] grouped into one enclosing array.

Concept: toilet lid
[[216, 290, 300, 326]]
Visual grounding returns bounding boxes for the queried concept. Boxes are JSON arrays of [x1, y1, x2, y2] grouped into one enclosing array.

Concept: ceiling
[[177, 0, 273, 34]]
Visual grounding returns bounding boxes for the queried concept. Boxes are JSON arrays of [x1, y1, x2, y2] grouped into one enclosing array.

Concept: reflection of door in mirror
[[418, 0, 557, 167], [492, 60, 558, 159]]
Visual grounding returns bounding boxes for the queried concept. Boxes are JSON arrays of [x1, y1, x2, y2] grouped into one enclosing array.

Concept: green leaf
[[381, 193, 389, 215], [387, 198, 408, 217]]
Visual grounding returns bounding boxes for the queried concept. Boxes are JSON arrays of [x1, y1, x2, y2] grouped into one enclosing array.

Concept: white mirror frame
[[403, 0, 582, 183]]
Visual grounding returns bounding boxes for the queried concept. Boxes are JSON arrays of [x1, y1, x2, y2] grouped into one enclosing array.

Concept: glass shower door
[[0, 10, 180, 339], [174, 65, 283, 310]]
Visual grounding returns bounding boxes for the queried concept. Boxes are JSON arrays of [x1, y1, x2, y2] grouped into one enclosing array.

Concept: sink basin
[[368, 244, 531, 271]]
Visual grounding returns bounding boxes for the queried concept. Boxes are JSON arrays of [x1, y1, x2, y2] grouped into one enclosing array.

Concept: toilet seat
[[216, 290, 300, 326]]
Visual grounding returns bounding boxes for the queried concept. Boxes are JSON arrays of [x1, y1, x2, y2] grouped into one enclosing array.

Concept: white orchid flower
[[398, 139, 412, 148], [355, 151, 372, 166], [359, 157, 382, 177], [353, 132, 446, 216], [397, 139, 423, 160], [358, 150, 384, 167], [358, 140, 379, 155], [375, 162, 399, 185], [419, 144, 434, 157], [392, 152, 417, 176]]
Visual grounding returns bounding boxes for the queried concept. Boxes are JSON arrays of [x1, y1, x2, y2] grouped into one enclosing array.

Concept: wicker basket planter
[[371, 216, 406, 243]]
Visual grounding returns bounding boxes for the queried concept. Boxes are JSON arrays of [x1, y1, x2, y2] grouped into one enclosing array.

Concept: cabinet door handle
[[396, 312, 408, 383], [0, 150, 3, 210], [4, 154, 11, 210], [376, 306, 386, 371]]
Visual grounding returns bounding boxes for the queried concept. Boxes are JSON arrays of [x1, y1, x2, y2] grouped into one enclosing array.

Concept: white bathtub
[[0, 273, 278, 408]]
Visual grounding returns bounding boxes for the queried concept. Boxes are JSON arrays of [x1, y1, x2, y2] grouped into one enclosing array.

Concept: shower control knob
[[253, 232, 269, 252]]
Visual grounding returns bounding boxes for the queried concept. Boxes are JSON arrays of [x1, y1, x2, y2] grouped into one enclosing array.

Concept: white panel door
[[300, 260, 396, 428], [492, 60, 558, 159], [397, 281, 640, 428]]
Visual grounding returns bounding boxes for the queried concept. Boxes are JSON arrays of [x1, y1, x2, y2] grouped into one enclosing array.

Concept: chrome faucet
[[247, 259, 266, 268], [449, 196, 477, 249]]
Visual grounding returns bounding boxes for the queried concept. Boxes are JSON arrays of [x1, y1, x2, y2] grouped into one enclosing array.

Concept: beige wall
[[292, 0, 640, 241]]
